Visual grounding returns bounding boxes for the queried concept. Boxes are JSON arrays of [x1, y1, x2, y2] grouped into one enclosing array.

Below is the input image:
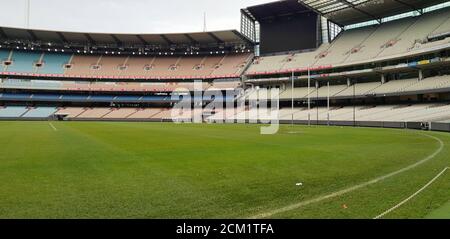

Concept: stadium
[[0, 0, 450, 219]]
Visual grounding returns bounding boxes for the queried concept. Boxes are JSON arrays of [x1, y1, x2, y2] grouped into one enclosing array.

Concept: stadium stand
[[22, 107, 57, 118], [246, 7, 450, 75], [37, 53, 72, 75], [1, 50, 252, 79], [76, 108, 112, 118], [55, 107, 86, 118], [206, 103, 450, 123], [7, 51, 42, 73], [0, 106, 28, 118], [1, 0, 450, 128]]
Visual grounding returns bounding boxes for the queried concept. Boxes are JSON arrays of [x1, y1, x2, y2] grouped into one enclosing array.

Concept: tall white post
[[26, 0, 31, 28], [291, 71, 294, 127], [327, 81, 330, 125], [307, 67, 311, 126]]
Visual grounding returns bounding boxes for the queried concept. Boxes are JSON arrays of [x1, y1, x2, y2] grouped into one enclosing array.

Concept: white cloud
[[0, 0, 274, 33]]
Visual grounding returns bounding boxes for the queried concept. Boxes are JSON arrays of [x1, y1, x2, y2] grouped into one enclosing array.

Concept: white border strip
[[374, 167, 449, 219], [249, 133, 444, 219]]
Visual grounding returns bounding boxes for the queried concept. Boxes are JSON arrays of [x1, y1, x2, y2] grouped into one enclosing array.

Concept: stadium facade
[[1, 0, 450, 131]]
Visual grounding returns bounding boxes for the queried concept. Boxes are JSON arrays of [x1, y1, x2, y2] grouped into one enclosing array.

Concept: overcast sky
[[0, 0, 274, 33]]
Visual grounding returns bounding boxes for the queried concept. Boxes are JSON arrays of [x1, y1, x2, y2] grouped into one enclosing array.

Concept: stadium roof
[[299, 0, 450, 26], [0, 26, 253, 47], [243, 0, 313, 22]]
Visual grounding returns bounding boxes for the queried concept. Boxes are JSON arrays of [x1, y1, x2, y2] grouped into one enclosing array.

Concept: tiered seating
[[127, 108, 163, 119], [55, 107, 86, 118], [246, 8, 450, 75], [38, 53, 72, 74], [0, 79, 240, 92], [250, 55, 290, 73], [252, 76, 450, 99], [217, 104, 450, 123], [0, 79, 63, 90], [211, 54, 252, 76], [368, 78, 418, 95], [1, 51, 252, 78], [404, 75, 450, 92], [0, 50, 10, 71], [0, 106, 28, 117], [282, 44, 330, 70], [103, 108, 138, 119], [7, 51, 42, 73], [279, 86, 316, 99], [379, 8, 450, 57], [334, 82, 381, 97], [431, 13, 450, 37], [22, 107, 57, 118], [345, 18, 414, 63], [151, 109, 173, 119], [315, 26, 377, 66], [316, 84, 348, 98], [76, 108, 112, 118]]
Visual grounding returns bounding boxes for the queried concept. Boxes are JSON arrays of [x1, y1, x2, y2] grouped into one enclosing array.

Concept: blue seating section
[[31, 94, 61, 101], [0, 106, 28, 117], [114, 96, 141, 101], [0, 93, 32, 100], [7, 51, 42, 73], [0, 50, 10, 63], [88, 95, 115, 101], [61, 95, 89, 101], [38, 53, 71, 74], [22, 107, 57, 118]]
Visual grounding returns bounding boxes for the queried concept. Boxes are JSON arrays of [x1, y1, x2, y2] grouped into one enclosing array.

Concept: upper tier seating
[[37, 53, 72, 74], [1, 50, 252, 79], [379, 9, 450, 57], [6, 51, 42, 73], [0, 50, 10, 72], [247, 7, 450, 75]]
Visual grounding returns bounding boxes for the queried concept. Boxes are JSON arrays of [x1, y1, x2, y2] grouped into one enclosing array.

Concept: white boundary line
[[249, 133, 444, 219], [49, 122, 57, 131], [374, 167, 449, 219]]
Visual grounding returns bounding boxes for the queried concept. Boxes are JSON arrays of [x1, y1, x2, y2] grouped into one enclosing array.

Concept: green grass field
[[0, 121, 449, 219]]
